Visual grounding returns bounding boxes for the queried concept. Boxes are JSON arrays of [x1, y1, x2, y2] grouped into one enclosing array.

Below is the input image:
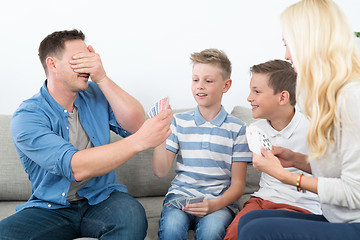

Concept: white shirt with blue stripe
[[166, 106, 252, 206]]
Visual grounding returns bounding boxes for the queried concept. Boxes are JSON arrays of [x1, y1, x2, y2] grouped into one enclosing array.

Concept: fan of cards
[[147, 96, 170, 118], [165, 196, 205, 209], [246, 124, 272, 156]]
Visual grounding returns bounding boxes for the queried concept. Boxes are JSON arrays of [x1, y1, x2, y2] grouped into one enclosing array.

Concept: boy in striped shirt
[[152, 48, 252, 239]]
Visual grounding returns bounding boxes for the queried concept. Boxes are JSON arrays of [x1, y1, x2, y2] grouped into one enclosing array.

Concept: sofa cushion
[[112, 108, 194, 198], [112, 132, 176, 197], [231, 106, 261, 206], [230, 105, 255, 125], [0, 115, 31, 200]]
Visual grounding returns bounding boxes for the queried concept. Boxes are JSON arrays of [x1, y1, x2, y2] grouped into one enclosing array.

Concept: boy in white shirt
[[224, 59, 321, 240]]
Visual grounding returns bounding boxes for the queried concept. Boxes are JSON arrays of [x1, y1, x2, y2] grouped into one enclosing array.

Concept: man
[[0, 29, 172, 239]]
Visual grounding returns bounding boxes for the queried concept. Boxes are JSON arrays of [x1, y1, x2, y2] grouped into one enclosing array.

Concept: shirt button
[[62, 193, 65, 197], [276, 134, 281, 137], [66, 126, 69, 130], [64, 110, 67, 113], [48, 204, 52, 208]]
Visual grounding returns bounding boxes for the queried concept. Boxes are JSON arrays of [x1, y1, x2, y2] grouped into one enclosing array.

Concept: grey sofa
[[0, 106, 260, 240]]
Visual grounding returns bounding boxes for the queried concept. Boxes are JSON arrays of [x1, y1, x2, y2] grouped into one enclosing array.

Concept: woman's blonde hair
[[281, 0, 360, 159]]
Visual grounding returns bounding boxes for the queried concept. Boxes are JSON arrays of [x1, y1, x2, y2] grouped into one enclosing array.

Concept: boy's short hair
[[38, 29, 85, 74], [250, 59, 297, 106], [190, 48, 231, 80]]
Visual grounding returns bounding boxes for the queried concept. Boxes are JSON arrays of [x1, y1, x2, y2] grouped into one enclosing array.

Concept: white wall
[[1, 0, 359, 115]]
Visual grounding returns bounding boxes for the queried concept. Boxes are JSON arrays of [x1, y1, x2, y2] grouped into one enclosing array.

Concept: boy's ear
[[222, 79, 232, 93], [279, 90, 290, 105]]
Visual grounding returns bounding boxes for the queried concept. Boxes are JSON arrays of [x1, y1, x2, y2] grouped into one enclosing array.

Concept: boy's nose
[[197, 83, 204, 89]]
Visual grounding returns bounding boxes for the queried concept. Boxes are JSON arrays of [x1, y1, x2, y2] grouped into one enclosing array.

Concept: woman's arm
[[272, 146, 312, 174], [253, 149, 318, 194]]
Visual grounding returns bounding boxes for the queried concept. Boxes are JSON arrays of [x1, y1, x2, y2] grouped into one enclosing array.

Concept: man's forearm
[[71, 133, 143, 181], [96, 76, 145, 133], [71, 109, 173, 181]]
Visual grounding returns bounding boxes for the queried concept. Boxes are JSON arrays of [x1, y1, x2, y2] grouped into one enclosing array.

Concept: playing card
[[165, 195, 205, 209], [246, 124, 272, 156], [171, 203, 178, 209], [147, 97, 170, 118], [155, 100, 159, 114], [159, 96, 169, 112], [165, 199, 178, 208], [166, 197, 181, 209], [177, 197, 187, 207], [147, 109, 154, 118], [187, 196, 204, 204]]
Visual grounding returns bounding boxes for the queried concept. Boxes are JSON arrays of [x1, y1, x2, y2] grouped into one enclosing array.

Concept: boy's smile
[[196, 93, 207, 98], [247, 73, 281, 120], [250, 103, 259, 111]]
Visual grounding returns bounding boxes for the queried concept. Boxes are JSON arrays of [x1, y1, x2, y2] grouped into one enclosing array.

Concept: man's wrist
[[93, 74, 108, 84]]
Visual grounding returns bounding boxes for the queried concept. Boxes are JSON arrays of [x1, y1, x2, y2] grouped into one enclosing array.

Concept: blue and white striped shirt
[[166, 106, 252, 204]]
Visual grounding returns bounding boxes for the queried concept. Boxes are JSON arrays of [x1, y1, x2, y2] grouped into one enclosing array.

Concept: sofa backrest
[[114, 105, 260, 198], [0, 115, 32, 200], [111, 133, 175, 198], [0, 105, 260, 201], [0, 113, 172, 200]]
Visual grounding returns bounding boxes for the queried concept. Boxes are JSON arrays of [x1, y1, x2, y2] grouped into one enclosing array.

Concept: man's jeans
[[0, 191, 147, 240]]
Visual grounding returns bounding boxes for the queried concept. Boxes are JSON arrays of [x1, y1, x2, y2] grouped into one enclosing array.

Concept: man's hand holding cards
[[246, 124, 272, 156], [147, 97, 170, 118]]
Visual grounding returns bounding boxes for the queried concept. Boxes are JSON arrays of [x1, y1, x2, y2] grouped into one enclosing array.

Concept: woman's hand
[[272, 146, 296, 168], [272, 146, 311, 173]]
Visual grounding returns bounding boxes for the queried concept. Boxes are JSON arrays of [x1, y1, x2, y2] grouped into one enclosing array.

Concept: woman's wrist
[[278, 168, 296, 186]]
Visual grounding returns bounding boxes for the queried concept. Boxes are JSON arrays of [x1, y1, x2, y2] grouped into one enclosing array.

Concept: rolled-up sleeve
[[11, 106, 77, 181]]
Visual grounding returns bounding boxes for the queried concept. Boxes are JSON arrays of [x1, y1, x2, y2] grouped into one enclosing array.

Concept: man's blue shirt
[[11, 81, 131, 212]]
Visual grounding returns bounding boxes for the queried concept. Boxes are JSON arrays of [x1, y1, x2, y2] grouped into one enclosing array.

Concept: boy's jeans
[[158, 193, 234, 240]]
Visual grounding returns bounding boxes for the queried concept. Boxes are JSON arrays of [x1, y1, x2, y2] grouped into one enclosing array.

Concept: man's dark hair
[[250, 59, 297, 106], [38, 29, 85, 75]]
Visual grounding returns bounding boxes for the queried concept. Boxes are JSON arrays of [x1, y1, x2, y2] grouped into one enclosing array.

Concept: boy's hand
[[70, 45, 107, 83], [182, 200, 214, 217]]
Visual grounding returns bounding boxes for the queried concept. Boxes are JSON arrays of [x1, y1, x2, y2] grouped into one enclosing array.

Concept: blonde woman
[[237, 0, 360, 239]]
